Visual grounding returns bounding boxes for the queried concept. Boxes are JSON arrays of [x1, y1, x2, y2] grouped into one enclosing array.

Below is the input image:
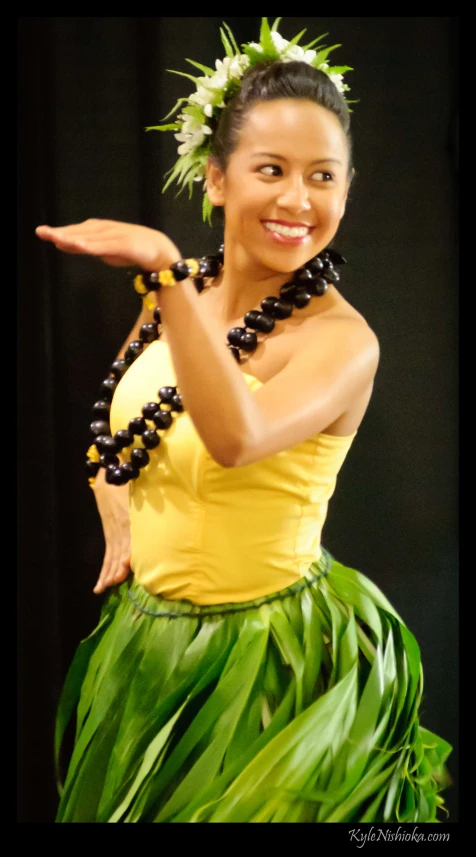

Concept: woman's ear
[[206, 159, 226, 208]]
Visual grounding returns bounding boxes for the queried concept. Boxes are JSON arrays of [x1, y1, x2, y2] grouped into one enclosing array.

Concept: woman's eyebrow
[[251, 152, 342, 165]]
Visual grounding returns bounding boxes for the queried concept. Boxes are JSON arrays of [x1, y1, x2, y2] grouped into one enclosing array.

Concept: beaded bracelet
[[133, 257, 204, 297]]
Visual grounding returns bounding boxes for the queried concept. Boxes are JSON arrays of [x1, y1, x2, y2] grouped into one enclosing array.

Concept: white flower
[[329, 73, 345, 93], [204, 103, 214, 118], [282, 44, 305, 62], [228, 54, 250, 78], [303, 49, 317, 64], [189, 85, 214, 108], [247, 41, 263, 53], [271, 31, 289, 52]]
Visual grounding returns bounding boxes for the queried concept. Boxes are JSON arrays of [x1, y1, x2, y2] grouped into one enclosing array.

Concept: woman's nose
[[277, 178, 311, 212]]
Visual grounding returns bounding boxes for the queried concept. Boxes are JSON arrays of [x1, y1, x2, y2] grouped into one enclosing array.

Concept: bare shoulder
[[307, 290, 380, 376]]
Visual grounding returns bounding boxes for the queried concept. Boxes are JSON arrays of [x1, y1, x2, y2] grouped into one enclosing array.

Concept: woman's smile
[[261, 219, 316, 245]]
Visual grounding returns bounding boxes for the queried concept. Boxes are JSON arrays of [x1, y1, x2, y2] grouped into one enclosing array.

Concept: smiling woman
[[36, 18, 452, 824]]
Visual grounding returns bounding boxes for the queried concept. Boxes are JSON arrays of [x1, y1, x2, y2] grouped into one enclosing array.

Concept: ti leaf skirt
[[55, 549, 452, 823]]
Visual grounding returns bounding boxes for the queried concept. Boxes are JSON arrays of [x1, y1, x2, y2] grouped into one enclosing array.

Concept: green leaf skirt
[[55, 548, 452, 822]]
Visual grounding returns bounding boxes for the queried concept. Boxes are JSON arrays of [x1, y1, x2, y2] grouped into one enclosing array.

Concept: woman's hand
[[35, 218, 181, 271], [91, 468, 132, 594]]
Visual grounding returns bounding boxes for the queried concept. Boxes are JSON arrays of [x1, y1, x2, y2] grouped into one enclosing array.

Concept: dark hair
[[211, 61, 353, 178]]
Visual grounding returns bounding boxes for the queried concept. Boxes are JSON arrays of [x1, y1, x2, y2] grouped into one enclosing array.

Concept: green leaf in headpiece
[[185, 58, 215, 75], [259, 17, 278, 57], [220, 27, 234, 58], [221, 21, 240, 56]]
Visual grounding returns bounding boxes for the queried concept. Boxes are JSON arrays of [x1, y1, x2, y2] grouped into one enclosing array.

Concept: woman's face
[[207, 98, 351, 275]]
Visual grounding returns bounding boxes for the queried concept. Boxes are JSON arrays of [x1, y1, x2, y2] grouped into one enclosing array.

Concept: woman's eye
[[311, 171, 333, 182], [258, 165, 282, 177]]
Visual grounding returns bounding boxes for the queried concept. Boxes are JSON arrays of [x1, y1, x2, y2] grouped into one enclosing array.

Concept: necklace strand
[[86, 245, 346, 487]]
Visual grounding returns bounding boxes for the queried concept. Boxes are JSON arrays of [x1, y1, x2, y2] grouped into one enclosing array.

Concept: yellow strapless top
[[110, 340, 357, 605]]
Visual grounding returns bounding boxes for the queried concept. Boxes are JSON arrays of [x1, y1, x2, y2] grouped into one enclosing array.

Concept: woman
[[36, 19, 451, 823]]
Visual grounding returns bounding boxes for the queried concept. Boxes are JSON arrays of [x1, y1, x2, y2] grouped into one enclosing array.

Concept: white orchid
[[174, 116, 212, 156]]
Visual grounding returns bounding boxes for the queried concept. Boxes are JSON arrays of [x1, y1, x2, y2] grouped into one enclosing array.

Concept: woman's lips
[[261, 220, 315, 246]]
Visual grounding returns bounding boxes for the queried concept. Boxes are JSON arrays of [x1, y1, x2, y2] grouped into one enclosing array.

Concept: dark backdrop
[[18, 17, 458, 823]]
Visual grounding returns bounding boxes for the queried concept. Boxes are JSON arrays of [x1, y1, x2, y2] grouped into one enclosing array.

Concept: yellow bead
[[86, 444, 100, 463], [143, 294, 157, 311], [184, 258, 199, 277], [158, 269, 176, 287], [134, 274, 148, 295], [88, 477, 96, 488]]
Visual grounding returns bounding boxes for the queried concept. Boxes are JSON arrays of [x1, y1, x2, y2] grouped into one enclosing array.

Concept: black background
[[18, 17, 458, 823]]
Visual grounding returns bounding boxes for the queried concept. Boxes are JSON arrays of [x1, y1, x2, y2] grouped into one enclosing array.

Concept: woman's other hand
[[35, 218, 180, 271], [91, 468, 132, 594]]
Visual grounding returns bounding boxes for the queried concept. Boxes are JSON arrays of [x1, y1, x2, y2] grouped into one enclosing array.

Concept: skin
[[36, 98, 379, 593]]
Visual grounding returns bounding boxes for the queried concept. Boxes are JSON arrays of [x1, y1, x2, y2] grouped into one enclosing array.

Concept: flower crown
[[147, 17, 354, 224]]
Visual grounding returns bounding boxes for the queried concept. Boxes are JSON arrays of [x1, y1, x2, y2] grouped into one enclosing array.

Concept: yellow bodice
[[110, 340, 356, 605]]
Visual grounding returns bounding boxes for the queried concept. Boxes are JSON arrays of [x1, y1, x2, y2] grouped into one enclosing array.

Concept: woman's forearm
[[158, 279, 262, 467]]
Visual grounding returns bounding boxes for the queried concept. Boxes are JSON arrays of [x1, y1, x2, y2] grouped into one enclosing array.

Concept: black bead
[[121, 462, 140, 481], [308, 277, 329, 297], [306, 257, 324, 274], [95, 435, 119, 456], [130, 448, 150, 469], [170, 394, 183, 413], [227, 327, 246, 347], [240, 330, 258, 352], [86, 459, 100, 477], [229, 346, 241, 362], [100, 452, 120, 467], [261, 296, 278, 314], [324, 248, 347, 266], [170, 260, 192, 281], [194, 279, 205, 293], [125, 340, 144, 365], [90, 419, 110, 437], [114, 429, 134, 450], [246, 312, 275, 334], [94, 434, 119, 455], [295, 268, 314, 283], [100, 377, 118, 400], [272, 300, 293, 320], [279, 282, 297, 299], [294, 290, 311, 308], [142, 401, 161, 420], [152, 409, 173, 430], [92, 399, 111, 420], [323, 265, 340, 283], [139, 323, 159, 343], [198, 256, 221, 278], [106, 466, 127, 486], [129, 416, 147, 435], [158, 386, 176, 404], [244, 310, 261, 327], [153, 307, 162, 325], [110, 359, 127, 380], [141, 271, 160, 290], [216, 244, 224, 264], [142, 429, 161, 449]]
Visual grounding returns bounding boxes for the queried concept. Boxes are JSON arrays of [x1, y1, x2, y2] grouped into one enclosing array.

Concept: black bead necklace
[[86, 244, 346, 487]]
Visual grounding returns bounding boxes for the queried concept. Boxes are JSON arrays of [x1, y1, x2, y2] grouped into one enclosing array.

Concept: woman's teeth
[[263, 221, 310, 238]]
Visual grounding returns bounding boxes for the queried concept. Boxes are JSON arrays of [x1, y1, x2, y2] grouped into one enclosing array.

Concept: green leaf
[[202, 192, 213, 226], [301, 33, 328, 51], [242, 45, 267, 65], [185, 58, 214, 75], [220, 27, 234, 58], [287, 29, 307, 48], [145, 123, 180, 132], [166, 69, 200, 85], [271, 17, 282, 33], [315, 44, 342, 65], [221, 21, 240, 55], [159, 96, 188, 122], [326, 65, 353, 74], [259, 17, 277, 56]]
